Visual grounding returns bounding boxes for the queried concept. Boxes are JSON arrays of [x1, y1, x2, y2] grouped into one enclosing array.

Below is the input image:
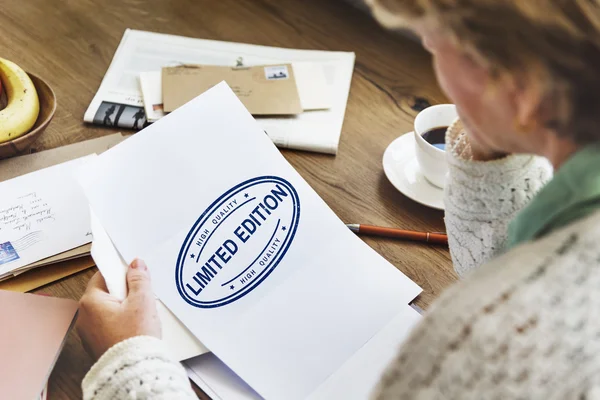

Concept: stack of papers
[[0, 157, 94, 280], [84, 29, 355, 155], [0, 134, 125, 285], [79, 82, 422, 399]]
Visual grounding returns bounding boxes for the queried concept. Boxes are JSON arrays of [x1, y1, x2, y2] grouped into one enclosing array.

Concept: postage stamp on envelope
[[0, 241, 20, 266], [264, 65, 289, 80]]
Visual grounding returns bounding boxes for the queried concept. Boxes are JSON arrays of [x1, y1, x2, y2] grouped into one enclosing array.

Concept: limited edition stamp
[[176, 176, 300, 308]]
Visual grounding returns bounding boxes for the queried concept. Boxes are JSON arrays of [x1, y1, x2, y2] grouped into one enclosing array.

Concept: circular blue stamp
[[176, 176, 300, 308]]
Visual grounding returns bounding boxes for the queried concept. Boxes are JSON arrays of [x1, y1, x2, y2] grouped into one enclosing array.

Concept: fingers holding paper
[[77, 259, 161, 361]]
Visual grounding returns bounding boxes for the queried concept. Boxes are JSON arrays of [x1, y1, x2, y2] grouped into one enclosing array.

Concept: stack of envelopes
[[0, 134, 125, 291]]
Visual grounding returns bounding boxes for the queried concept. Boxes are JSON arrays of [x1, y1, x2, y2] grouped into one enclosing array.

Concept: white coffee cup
[[413, 104, 457, 188]]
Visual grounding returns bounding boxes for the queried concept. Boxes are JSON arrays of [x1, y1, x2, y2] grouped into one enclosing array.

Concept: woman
[[77, 1, 600, 398]]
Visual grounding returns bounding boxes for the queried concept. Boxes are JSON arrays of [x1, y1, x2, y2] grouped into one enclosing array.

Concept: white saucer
[[382, 133, 445, 210]]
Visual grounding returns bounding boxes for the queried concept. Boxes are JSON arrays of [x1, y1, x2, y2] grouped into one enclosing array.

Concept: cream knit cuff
[[446, 118, 549, 189], [82, 335, 188, 399]]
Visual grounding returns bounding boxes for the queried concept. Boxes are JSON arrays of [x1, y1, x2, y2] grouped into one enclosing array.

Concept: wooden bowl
[[0, 73, 57, 159]]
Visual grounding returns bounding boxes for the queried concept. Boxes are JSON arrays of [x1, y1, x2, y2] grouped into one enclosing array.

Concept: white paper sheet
[[185, 354, 261, 400], [185, 305, 422, 400], [139, 71, 166, 123], [89, 209, 209, 361], [185, 365, 219, 399], [292, 61, 332, 111], [0, 156, 94, 277], [84, 29, 354, 154], [307, 305, 422, 399], [78, 83, 421, 399], [90, 209, 128, 299]]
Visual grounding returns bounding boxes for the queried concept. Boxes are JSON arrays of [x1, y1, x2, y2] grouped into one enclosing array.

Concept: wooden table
[[1, 0, 455, 398]]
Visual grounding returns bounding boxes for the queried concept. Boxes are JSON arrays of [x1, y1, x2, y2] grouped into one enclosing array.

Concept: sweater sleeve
[[82, 336, 198, 400], [444, 119, 552, 277]]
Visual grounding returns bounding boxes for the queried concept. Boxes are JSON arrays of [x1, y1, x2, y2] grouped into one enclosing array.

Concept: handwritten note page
[[0, 156, 94, 276], [78, 83, 421, 399]]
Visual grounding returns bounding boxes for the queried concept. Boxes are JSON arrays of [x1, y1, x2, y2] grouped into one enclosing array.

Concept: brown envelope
[[0, 133, 126, 181], [0, 290, 78, 400], [0, 134, 126, 291], [0, 256, 95, 292], [17, 244, 91, 270], [162, 64, 303, 115]]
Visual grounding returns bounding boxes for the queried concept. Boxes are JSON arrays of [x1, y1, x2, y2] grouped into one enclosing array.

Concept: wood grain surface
[[0, 0, 455, 398]]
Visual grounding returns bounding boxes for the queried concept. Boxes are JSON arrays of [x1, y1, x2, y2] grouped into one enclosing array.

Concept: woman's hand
[[77, 259, 161, 361], [461, 118, 509, 161], [468, 133, 509, 161]]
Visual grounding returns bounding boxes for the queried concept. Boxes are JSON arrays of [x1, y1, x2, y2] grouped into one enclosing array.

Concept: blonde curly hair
[[368, 0, 600, 144]]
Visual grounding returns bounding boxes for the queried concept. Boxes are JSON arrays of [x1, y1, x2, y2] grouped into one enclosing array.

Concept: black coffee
[[421, 126, 447, 150]]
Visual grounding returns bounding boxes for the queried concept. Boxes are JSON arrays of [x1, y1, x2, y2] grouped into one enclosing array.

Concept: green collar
[[508, 143, 600, 248]]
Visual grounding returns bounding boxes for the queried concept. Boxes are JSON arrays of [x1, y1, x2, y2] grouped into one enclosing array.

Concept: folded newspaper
[[84, 29, 355, 155]]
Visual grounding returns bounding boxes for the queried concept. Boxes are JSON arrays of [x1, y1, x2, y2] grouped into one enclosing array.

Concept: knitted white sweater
[[83, 122, 583, 400], [82, 336, 197, 399]]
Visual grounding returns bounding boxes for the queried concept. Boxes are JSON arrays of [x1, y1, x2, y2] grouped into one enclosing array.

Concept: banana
[[0, 77, 5, 110], [0, 58, 40, 143]]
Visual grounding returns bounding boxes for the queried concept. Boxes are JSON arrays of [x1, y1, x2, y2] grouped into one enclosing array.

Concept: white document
[[0, 156, 94, 277], [139, 71, 166, 123], [78, 83, 421, 399], [89, 209, 128, 299], [84, 29, 354, 154], [307, 305, 421, 399], [185, 354, 261, 400], [292, 61, 332, 111], [89, 209, 209, 361], [185, 305, 422, 400]]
